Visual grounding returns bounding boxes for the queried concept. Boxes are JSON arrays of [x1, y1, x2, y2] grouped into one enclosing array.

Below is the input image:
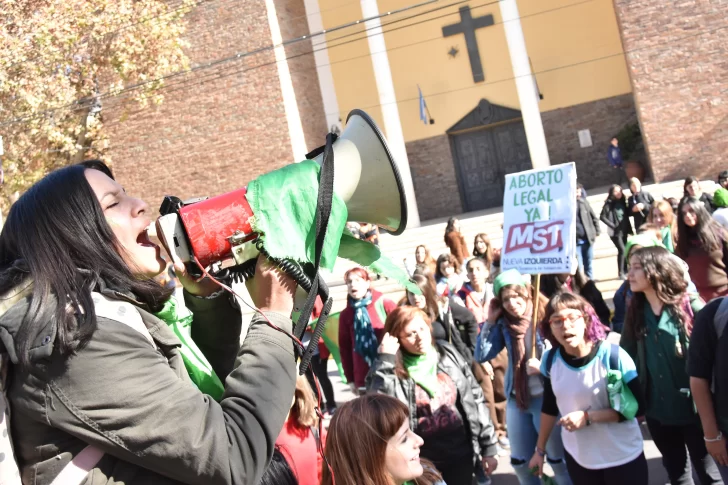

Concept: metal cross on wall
[[442, 6, 494, 83]]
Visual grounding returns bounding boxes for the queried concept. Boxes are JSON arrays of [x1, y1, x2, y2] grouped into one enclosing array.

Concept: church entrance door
[[448, 100, 532, 212]]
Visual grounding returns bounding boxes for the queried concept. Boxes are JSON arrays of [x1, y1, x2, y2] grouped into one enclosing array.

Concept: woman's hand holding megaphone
[[243, 255, 297, 315], [174, 254, 296, 315], [173, 260, 221, 298]]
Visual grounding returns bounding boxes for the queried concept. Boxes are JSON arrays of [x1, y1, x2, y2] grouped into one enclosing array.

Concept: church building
[[106, 0, 727, 222]]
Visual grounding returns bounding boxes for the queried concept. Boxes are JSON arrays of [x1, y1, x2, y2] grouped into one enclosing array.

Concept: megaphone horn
[[156, 109, 408, 269]]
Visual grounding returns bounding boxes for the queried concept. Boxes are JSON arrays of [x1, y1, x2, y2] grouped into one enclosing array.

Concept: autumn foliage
[[0, 0, 195, 208]]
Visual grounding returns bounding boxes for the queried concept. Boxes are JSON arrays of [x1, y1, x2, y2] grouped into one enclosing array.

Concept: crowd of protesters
[[2, 160, 728, 485]]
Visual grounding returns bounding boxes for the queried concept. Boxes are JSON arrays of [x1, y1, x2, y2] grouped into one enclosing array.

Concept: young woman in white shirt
[[529, 292, 648, 484]]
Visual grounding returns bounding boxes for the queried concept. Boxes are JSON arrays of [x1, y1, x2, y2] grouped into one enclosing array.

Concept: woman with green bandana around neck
[[0, 160, 299, 485], [367, 306, 499, 485]]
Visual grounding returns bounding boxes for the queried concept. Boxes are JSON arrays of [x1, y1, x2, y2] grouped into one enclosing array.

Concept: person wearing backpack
[[0, 161, 299, 485], [529, 292, 647, 484], [689, 297, 728, 481], [620, 246, 722, 484]]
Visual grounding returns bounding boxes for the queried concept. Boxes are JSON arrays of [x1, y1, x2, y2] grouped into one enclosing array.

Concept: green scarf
[[403, 346, 440, 397], [154, 295, 225, 401]]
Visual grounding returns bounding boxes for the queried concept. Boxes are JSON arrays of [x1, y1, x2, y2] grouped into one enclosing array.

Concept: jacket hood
[[0, 277, 149, 365]]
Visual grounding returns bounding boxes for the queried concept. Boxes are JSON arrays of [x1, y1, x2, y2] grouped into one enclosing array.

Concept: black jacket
[[366, 342, 499, 463], [432, 298, 478, 359], [628, 190, 655, 230], [577, 198, 601, 243], [600, 198, 633, 237]]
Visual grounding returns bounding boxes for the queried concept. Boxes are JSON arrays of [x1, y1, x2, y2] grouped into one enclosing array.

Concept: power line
[[103, 13, 728, 130], [5, 0, 372, 72], [96, 0, 603, 106], [0, 0, 442, 126], [3, 0, 725, 131], [98, 0, 479, 104]]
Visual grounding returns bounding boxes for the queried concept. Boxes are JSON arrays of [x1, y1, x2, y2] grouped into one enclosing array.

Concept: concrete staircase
[[239, 178, 716, 319]]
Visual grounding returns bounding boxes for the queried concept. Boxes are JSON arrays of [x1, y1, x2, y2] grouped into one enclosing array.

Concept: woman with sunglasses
[[529, 293, 647, 484], [621, 246, 722, 484]]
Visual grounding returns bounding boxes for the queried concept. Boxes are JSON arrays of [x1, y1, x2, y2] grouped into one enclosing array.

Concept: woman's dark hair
[[434, 253, 458, 281], [0, 160, 172, 368], [676, 197, 724, 259], [540, 270, 587, 299], [607, 184, 623, 202], [683, 176, 699, 197], [259, 447, 298, 485], [444, 217, 459, 234], [540, 292, 607, 346], [406, 273, 442, 322], [623, 246, 690, 341]]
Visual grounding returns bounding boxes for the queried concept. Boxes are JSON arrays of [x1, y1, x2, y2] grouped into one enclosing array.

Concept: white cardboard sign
[[500, 162, 577, 275]]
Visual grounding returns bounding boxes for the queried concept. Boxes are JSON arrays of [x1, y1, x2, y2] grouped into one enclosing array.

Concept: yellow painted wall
[[318, 0, 631, 143]]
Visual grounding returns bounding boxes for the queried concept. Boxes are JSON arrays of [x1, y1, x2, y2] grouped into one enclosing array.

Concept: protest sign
[[501, 162, 577, 275]]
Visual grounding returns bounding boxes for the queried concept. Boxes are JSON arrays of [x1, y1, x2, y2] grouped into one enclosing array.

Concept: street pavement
[[323, 349, 670, 484]]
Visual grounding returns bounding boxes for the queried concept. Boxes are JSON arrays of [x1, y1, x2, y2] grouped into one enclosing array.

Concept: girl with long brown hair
[[322, 394, 444, 485], [367, 306, 499, 485], [676, 197, 728, 302], [473, 233, 494, 270], [414, 245, 437, 275], [475, 269, 572, 485], [620, 246, 721, 484]]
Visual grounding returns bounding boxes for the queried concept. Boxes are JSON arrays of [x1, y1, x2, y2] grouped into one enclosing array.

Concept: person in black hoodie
[[628, 177, 654, 231], [601, 184, 633, 279], [575, 185, 601, 279]]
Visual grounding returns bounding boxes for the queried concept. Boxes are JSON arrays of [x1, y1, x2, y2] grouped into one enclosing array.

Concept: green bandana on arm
[[154, 295, 225, 401], [402, 346, 440, 397]]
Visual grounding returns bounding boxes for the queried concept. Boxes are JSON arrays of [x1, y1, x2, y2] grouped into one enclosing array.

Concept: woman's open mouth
[[137, 229, 158, 248]]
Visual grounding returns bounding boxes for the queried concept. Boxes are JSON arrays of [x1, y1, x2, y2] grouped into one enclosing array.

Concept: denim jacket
[[475, 317, 549, 398]]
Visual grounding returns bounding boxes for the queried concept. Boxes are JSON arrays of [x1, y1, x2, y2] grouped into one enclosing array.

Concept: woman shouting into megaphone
[[0, 161, 298, 485]]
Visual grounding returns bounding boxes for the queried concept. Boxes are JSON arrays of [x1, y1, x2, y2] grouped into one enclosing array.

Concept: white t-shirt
[[541, 342, 644, 469], [714, 208, 728, 230]]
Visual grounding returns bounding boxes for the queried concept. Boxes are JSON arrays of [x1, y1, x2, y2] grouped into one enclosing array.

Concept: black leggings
[[564, 450, 648, 485], [610, 233, 629, 276], [306, 354, 336, 408], [646, 417, 722, 484]]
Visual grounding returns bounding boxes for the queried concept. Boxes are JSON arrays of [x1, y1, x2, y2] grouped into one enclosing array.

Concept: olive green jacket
[[0, 284, 296, 485]]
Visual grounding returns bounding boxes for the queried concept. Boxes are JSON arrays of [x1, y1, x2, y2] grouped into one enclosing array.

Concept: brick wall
[[105, 0, 324, 209], [613, 0, 728, 183], [406, 94, 637, 221], [542, 93, 639, 189], [405, 135, 463, 221]]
